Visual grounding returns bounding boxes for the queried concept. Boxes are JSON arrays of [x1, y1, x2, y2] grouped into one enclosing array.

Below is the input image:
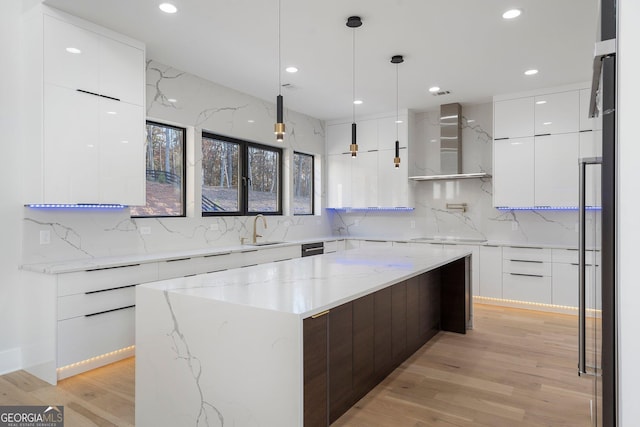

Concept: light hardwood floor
[[0, 304, 592, 426]]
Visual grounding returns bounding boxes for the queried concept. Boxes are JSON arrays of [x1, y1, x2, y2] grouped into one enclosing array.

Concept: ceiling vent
[[431, 90, 451, 96], [281, 83, 296, 90]]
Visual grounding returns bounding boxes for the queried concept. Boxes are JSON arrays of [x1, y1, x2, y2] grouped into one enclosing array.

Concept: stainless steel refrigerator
[[581, 0, 616, 425]]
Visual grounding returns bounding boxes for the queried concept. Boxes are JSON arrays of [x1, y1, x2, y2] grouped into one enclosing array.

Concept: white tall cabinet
[[23, 6, 146, 205], [493, 84, 589, 208], [326, 112, 411, 208]]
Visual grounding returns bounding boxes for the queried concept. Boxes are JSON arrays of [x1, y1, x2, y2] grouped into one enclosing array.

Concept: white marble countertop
[[139, 245, 471, 318], [20, 236, 346, 274]]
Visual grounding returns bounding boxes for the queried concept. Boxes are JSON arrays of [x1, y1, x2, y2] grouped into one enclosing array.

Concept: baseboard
[[0, 347, 22, 376]]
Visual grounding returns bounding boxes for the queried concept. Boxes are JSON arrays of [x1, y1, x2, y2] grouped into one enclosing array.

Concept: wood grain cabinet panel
[[303, 314, 328, 427], [373, 287, 392, 382], [391, 282, 408, 365], [329, 303, 353, 423], [352, 294, 375, 404]]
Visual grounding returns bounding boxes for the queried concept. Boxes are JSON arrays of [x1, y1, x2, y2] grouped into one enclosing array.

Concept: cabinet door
[[502, 273, 552, 304], [406, 276, 421, 353], [329, 303, 353, 423], [356, 119, 378, 151], [377, 115, 408, 149], [391, 282, 407, 365], [99, 37, 144, 105], [552, 263, 579, 307], [494, 97, 534, 139], [303, 314, 328, 427], [534, 133, 579, 207], [479, 246, 503, 298], [326, 123, 351, 155], [44, 15, 100, 92], [493, 138, 535, 207], [99, 98, 145, 205], [44, 84, 100, 204], [352, 294, 374, 403], [350, 150, 378, 207], [579, 88, 595, 132], [534, 91, 579, 135], [373, 287, 392, 381], [327, 153, 351, 208], [377, 148, 409, 207], [455, 245, 479, 297]]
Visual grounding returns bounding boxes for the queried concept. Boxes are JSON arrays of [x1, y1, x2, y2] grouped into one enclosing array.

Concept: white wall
[[617, 1, 639, 424], [21, 59, 330, 264], [0, 0, 25, 374], [329, 103, 583, 247]]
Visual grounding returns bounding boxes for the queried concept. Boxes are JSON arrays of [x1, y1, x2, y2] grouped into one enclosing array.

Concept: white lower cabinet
[[551, 248, 601, 309], [501, 246, 552, 304], [479, 245, 503, 298]]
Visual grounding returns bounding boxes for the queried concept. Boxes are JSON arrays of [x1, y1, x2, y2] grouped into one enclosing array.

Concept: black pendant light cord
[[278, 0, 281, 96], [396, 62, 399, 141], [352, 28, 356, 125]]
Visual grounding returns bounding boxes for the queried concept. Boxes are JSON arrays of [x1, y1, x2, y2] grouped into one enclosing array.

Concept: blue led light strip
[[496, 206, 602, 211], [26, 204, 126, 209], [326, 207, 414, 212]]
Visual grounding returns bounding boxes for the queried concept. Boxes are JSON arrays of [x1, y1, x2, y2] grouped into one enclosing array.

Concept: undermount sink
[[247, 241, 286, 246]]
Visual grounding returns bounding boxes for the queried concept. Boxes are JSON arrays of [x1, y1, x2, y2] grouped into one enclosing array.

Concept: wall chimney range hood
[[409, 103, 491, 181]]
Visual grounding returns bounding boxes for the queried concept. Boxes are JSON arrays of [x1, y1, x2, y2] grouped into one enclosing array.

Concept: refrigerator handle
[[578, 160, 587, 376], [589, 39, 616, 118]]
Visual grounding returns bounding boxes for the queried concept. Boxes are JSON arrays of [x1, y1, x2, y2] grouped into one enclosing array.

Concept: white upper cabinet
[[493, 138, 535, 207], [534, 133, 579, 207], [326, 123, 351, 155], [23, 6, 146, 205], [534, 91, 579, 135], [44, 15, 144, 106], [494, 97, 534, 139], [493, 85, 587, 208], [326, 112, 411, 208]]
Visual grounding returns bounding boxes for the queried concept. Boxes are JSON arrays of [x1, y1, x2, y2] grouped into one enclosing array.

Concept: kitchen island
[[135, 245, 471, 426]]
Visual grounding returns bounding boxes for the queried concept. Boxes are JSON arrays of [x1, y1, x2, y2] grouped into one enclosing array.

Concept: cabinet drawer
[[503, 259, 551, 276], [240, 245, 300, 266], [503, 246, 551, 262], [57, 305, 135, 367], [552, 249, 598, 266], [58, 284, 135, 320], [502, 273, 552, 304], [324, 240, 338, 253], [192, 252, 241, 274], [57, 262, 158, 296]]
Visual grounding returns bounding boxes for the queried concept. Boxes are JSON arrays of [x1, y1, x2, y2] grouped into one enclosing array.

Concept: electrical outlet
[[140, 226, 151, 235], [511, 221, 518, 231], [39, 230, 50, 245], [410, 220, 416, 229], [209, 223, 219, 231]]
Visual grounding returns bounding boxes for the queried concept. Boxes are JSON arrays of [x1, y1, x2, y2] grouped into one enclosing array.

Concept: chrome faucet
[[252, 214, 267, 244]]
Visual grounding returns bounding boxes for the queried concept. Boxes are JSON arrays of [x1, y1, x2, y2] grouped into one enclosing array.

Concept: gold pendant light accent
[[391, 55, 404, 168], [346, 16, 362, 157], [274, 0, 285, 142]]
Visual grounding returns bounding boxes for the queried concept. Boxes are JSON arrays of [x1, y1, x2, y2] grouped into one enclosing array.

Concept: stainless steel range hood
[[409, 103, 491, 181]]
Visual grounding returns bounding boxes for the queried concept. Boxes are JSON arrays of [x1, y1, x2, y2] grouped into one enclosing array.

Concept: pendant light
[[391, 55, 404, 168], [346, 16, 362, 157], [274, 0, 285, 142]]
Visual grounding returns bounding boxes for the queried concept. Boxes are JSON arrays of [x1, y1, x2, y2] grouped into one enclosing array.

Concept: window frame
[[202, 132, 283, 217], [293, 151, 315, 216], [131, 120, 187, 218]]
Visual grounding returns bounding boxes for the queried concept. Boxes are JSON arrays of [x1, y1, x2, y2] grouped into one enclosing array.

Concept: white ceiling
[[43, 0, 598, 121]]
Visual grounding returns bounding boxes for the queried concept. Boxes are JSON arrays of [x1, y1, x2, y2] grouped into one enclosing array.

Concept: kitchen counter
[[135, 245, 471, 426]]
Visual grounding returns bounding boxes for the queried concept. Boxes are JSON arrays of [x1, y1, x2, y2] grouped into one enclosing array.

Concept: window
[[202, 132, 282, 216], [293, 152, 314, 215], [130, 121, 186, 217]]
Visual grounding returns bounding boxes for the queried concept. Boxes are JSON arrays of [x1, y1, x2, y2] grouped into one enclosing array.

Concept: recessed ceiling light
[[395, 120, 403, 124], [536, 100, 547, 104], [159, 3, 177, 13], [524, 69, 538, 76], [106, 111, 117, 115], [167, 98, 177, 103], [121, 140, 129, 144], [285, 66, 298, 73], [543, 121, 552, 125], [502, 9, 522, 19], [428, 86, 440, 93], [65, 47, 81, 54], [248, 119, 255, 123], [353, 100, 363, 105]]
